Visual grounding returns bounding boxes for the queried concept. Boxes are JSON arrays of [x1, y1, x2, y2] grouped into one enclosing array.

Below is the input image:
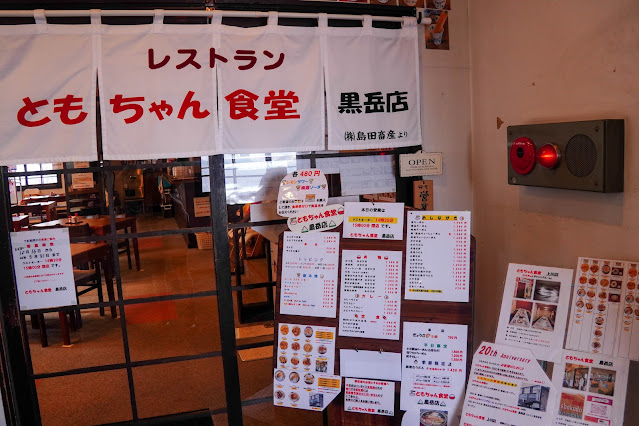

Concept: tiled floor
[[25, 214, 319, 425]]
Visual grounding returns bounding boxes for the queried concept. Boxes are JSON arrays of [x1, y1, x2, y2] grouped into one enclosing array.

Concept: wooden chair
[[115, 214, 132, 270]]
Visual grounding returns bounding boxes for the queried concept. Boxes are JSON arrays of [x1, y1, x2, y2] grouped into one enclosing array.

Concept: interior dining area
[[6, 152, 400, 425]]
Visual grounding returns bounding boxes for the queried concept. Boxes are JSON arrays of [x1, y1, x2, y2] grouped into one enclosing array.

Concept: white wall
[[469, 0, 639, 422], [420, 0, 472, 211]]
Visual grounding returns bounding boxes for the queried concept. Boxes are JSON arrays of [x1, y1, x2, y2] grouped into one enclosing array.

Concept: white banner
[[323, 16, 422, 150], [0, 11, 98, 165], [218, 12, 325, 153], [99, 11, 218, 160]]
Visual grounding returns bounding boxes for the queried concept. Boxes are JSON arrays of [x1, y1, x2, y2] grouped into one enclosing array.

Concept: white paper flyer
[[404, 211, 470, 302], [279, 232, 339, 318], [339, 250, 402, 340], [344, 378, 395, 416], [273, 368, 341, 411], [277, 169, 328, 217], [342, 202, 404, 240], [460, 342, 556, 426], [277, 323, 336, 374], [401, 322, 468, 424], [551, 350, 629, 426], [495, 264, 574, 363]]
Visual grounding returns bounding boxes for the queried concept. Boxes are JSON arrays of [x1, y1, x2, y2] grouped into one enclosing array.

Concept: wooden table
[[12, 201, 58, 221], [12, 215, 29, 232], [34, 216, 140, 270], [21, 194, 66, 204]]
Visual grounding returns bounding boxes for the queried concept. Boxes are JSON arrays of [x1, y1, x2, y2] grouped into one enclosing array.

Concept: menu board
[[277, 323, 336, 374], [551, 350, 629, 426], [460, 342, 556, 426], [405, 211, 470, 302], [400, 322, 468, 421], [495, 264, 574, 363], [279, 232, 339, 318], [277, 169, 328, 217], [566, 257, 639, 360], [342, 202, 405, 240], [339, 250, 402, 340], [344, 378, 395, 416], [273, 368, 342, 411], [10, 228, 77, 310]]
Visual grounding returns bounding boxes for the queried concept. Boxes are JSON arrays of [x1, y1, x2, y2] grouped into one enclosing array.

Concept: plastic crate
[[195, 232, 213, 250]]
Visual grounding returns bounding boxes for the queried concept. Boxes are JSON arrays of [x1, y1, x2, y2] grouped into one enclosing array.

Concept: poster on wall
[[495, 264, 574, 363], [342, 202, 405, 240], [71, 161, 94, 189], [400, 322, 468, 423], [277, 323, 336, 374], [279, 232, 339, 318], [10, 228, 77, 310], [460, 342, 557, 426], [273, 368, 341, 411], [551, 350, 629, 426], [339, 250, 402, 340], [344, 378, 395, 416], [566, 257, 639, 360], [404, 211, 470, 302], [277, 169, 328, 217]]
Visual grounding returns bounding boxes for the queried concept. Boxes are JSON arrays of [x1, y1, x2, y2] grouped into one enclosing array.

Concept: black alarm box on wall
[[507, 119, 624, 192]]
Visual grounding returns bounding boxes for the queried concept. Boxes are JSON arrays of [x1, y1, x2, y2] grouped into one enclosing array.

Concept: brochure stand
[[274, 207, 476, 424]]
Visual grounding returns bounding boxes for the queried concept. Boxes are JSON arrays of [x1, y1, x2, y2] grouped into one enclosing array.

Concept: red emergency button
[[536, 143, 560, 169], [510, 137, 536, 175]]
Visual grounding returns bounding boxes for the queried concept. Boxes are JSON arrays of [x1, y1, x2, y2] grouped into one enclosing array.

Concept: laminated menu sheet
[[400, 322, 468, 422], [495, 264, 574, 363], [279, 232, 339, 318], [339, 250, 402, 340], [551, 350, 629, 426], [460, 342, 557, 426], [344, 378, 395, 416], [273, 368, 341, 411], [276, 323, 336, 374], [277, 169, 328, 217], [566, 257, 639, 360], [342, 202, 405, 240], [404, 211, 470, 302]]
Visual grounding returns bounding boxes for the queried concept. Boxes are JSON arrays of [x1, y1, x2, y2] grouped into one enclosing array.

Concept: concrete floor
[[26, 215, 322, 425]]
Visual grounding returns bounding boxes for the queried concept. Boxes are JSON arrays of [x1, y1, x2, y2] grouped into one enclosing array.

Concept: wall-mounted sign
[[10, 228, 77, 310], [400, 151, 443, 177], [277, 169, 328, 217], [413, 180, 434, 210], [345, 378, 395, 416], [72, 161, 94, 189], [343, 202, 405, 240], [193, 196, 210, 218], [287, 205, 344, 234]]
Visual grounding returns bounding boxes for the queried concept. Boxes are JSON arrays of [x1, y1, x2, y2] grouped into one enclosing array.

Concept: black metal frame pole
[[0, 167, 41, 425], [208, 155, 243, 425]]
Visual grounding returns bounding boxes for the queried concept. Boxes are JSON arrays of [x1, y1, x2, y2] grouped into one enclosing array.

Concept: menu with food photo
[[400, 322, 468, 424], [404, 211, 470, 303], [339, 250, 402, 340], [273, 368, 342, 411], [460, 342, 557, 426], [279, 232, 340, 318], [277, 323, 336, 374], [551, 350, 629, 426], [495, 264, 573, 363], [566, 257, 639, 360]]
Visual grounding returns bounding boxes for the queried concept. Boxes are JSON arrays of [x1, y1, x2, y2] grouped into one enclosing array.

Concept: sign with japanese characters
[[324, 16, 421, 150], [10, 228, 77, 310], [460, 342, 557, 426], [277, 323, 336, 374], [277, 169, 328, 217], [273, 368, 341, 411], [566, 257, 639, 360], [218, 13, 325, 153], [280, 232, 339, 318], [345, 378, 395, 416], [287, 205, 344, 234], [71, 162, 94, 189], [495, 264, 574, 363], [342, 202, 405, 240], [0, 16, 98, 166], [99, 17, 218, 160], [193, 196, 210, 218], [551, 350, 629, 426], [339, 250, 402, 340], [413, 180, 434, 211], [405, 211, 470, 302], [401, 322, 468, 421]]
